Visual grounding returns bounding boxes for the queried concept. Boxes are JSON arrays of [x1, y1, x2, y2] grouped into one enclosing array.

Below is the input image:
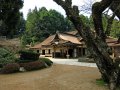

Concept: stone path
[[49, 58, 97, 67]]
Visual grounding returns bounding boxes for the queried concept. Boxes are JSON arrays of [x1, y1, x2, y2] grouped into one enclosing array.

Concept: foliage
[[16, 59, 34, 63], [18, 50, 40, 60], [39, 58, 53, 66], [80, 15, 91, 27], [20, 33, 33, 45], [22, 7, 74, 45], [0, 48, 16, 66], [16, 13, 26, 36], [110, 19, 120, 38], [102, 15, 120, 38], [0, 0, 23, 38], [80, 0, 120, 38], [22, 6, 120, 46], [1, 63, 20, 74], [20, 61, 46, 71]]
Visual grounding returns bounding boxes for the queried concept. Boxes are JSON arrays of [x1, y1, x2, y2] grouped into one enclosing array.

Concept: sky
[[21, 0, 101, 19]]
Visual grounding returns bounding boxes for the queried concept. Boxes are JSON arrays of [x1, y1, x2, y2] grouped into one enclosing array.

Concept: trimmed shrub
[[1, 63, 20, 74], [0, 48, 16, 66], [16, 59, 34, 63], [19, 50, 40, 60], [40, 58, 53, 66], [0, 64, 3, 68], [20, 61, 46, 71]]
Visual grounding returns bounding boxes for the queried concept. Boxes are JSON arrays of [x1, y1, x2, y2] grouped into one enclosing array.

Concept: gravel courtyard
[[0, 64, 108, 90]]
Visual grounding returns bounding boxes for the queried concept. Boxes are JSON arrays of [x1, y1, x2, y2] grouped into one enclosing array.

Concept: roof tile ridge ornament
[[52, 31, 60, 45], [55, 30, 60, 38], [56, 30, 59, 34]]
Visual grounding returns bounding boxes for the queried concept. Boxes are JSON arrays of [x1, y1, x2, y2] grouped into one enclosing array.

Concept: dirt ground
[[0, 64, 109, 90]]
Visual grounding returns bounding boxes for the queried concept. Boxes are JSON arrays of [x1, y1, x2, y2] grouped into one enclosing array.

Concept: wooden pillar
[[74, 48, 77, 57], [112, 47, 115, 58], [53, 46, 56, 58], [66, 46, 69, 58], [81, 47, 83, 57], [77, 47, 80, 57], [84, 48, 87, 56], [61, 46, 64, 58]]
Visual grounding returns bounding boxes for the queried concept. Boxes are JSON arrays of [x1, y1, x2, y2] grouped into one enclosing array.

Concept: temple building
[[30, 30, 120, 58]]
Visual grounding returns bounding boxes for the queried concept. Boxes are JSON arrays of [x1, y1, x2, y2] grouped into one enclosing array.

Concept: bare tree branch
[[80, 0, 95, 14], [105, 2, 120, 36], [105, 14, 115, 36], [92, 0, 113, 40], [53, 0, 120, 89]]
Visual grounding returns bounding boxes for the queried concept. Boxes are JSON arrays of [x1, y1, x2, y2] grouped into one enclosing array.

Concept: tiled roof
[[106, 36, 117, 43], [31, 31, 120, 49], [108, 43, 120, 47], [59, 33, 82, 44], [41, 35, 55, 45], [106, 37, 120, 47], [30, 43, 42, 49], [65, 30, 78, 35], [31, 31, 82, 49], [31, 35, 55, 49]]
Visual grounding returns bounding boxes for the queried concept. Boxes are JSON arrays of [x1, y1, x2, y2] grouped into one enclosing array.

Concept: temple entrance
[[42, 50, 45, 55], [68, 49, 74, 57]]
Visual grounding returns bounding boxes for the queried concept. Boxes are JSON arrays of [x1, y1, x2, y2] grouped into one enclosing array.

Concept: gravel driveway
[[0, 64, 108, 90], [49, 58, 97, 67]]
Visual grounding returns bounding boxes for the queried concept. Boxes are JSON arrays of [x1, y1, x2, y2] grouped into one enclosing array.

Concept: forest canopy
[[0, 0, 23, 38]]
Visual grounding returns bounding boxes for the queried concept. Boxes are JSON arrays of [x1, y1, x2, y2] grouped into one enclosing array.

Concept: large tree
[[23, 7, 74, 45], [0, 0, 23, 38], [53, 0, 120, 90]]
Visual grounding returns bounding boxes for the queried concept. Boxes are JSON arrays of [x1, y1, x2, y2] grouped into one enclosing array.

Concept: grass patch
[[39, 58, 53, 66], [96, 79, 107, 86]]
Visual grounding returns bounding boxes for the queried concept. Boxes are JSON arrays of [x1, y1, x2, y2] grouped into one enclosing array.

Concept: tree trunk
[[53, 0, 120, 89]]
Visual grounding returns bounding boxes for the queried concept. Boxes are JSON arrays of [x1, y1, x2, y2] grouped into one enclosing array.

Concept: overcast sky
[[21, 0, 101, 19]]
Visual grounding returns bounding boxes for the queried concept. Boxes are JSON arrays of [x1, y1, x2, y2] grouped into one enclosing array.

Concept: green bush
[[16, 58, 34, 63], [19, 50, 40, 60], [0, 48, 16, 66], [20, 61, 46, 71], [39, 58, 53, 66], [17, 60, 33, 63], [1, 63, 20, 74], [96, 79, 107, 86]]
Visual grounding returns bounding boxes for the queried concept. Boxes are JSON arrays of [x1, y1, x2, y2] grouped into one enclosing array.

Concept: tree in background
[[16, 13, 26, 36], [79, 14, 91, 27], [22, 7, 74, 45], [111, 20, 120, 38], [53, 0, 120, 89], [80, 0, 120, 39], [0, 0, 23, 38]]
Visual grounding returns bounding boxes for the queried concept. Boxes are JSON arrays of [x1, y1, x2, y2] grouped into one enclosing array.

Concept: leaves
[[0, 48, 16, 66], [22, 7, 74, 45], [0, 0, 23, 38]]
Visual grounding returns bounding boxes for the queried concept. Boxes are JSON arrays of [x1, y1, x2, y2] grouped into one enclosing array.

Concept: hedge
[[19, 50, 40, 60], [1, 63, 20, 74], [39, 58, 53, 66], [19, 61, 46, 71], [0, 48, 16, 66]]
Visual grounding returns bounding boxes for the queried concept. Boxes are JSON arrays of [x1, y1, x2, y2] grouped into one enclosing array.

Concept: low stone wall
[[78, 57, 94, 63]]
